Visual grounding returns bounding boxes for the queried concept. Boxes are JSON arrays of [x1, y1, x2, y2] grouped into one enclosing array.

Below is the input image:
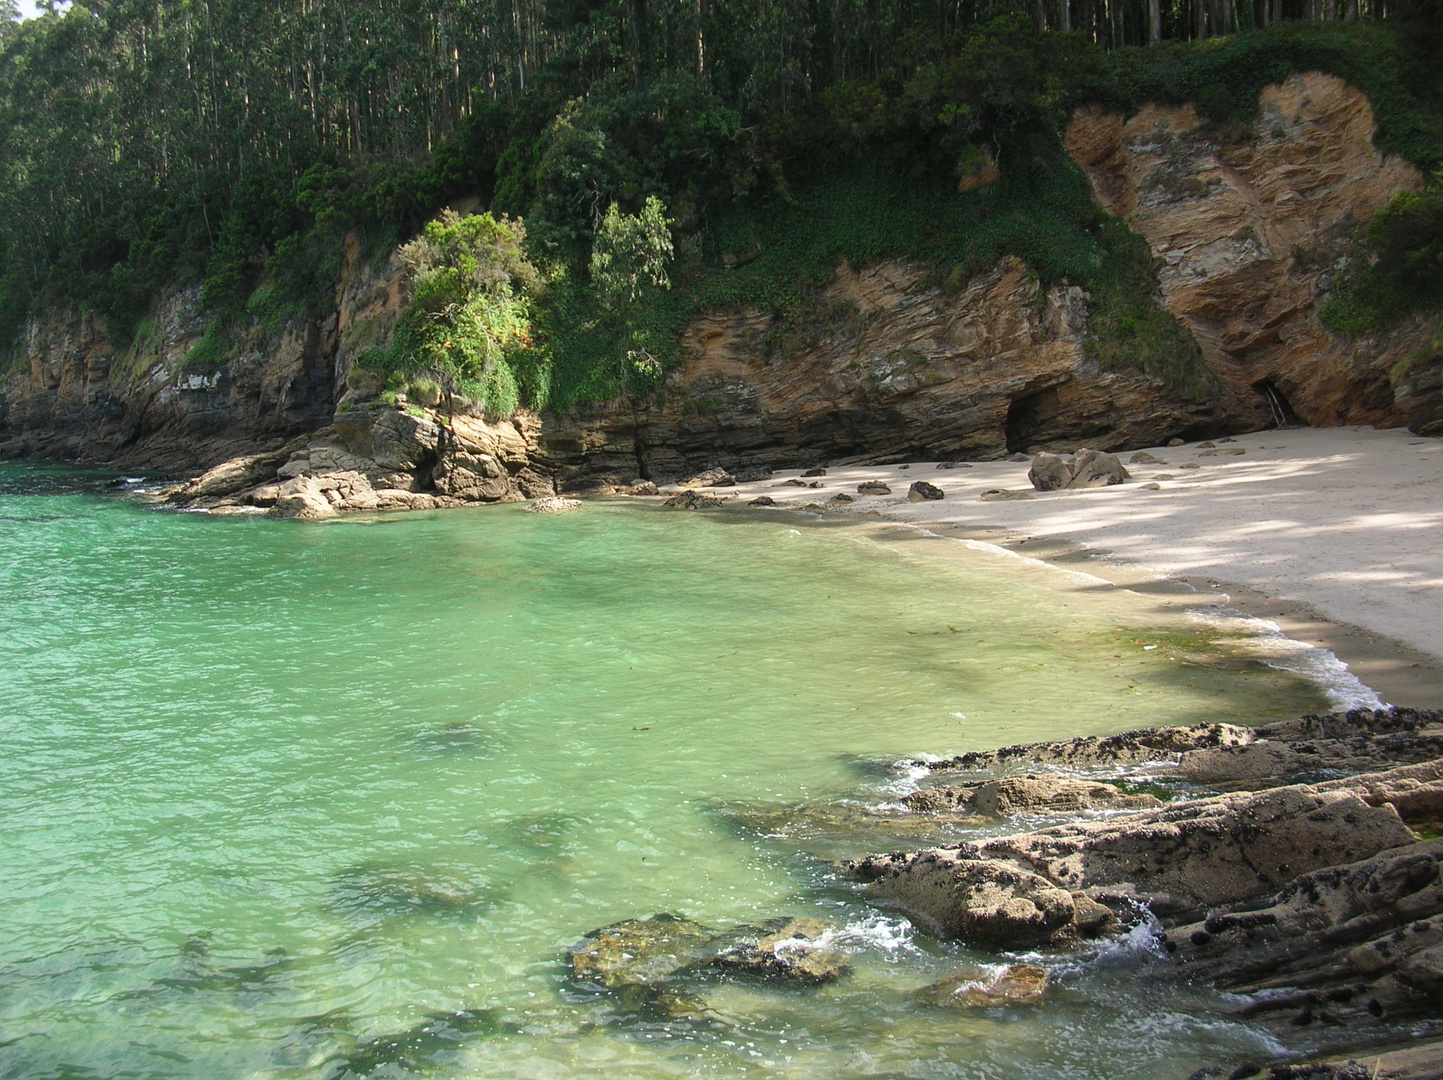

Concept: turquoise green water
[[0, 463, 1339, 1079]]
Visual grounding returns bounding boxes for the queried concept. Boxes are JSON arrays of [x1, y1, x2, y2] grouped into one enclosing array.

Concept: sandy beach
[[716, 426, 1443, 707]]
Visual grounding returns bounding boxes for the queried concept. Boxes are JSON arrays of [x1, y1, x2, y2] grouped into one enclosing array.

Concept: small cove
[[0, 462, 1377, 1079]]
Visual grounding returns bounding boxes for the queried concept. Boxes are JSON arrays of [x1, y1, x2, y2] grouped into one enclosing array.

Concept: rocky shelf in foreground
[[833, 706, 1443, 1071]]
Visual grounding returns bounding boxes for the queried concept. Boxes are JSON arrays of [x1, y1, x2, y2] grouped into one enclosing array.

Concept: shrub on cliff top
[[360, 211, 539, 416]]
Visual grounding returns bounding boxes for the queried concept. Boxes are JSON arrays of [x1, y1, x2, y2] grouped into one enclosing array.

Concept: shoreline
[[705, 426, 1443, 709]]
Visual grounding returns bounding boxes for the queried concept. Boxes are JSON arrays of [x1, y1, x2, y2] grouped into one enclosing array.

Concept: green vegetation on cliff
[[0, 0, 1438, 413]]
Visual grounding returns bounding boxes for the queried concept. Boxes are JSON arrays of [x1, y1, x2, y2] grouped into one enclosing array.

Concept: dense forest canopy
[[0, 0, 1438, 411]]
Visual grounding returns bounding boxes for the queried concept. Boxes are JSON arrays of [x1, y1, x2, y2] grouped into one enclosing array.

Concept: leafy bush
[[358, 211, 539, 416], [1323, 184, 1443, 335]]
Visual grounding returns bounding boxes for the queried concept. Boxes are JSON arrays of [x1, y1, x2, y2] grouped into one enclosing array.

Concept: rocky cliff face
[[1066, 71, 1439, 433], [0, 283, 341, 472], [541, 257, 1220, 488], [1, 70, 1436, 492]]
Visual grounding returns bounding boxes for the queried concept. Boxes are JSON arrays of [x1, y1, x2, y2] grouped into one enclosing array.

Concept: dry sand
[[712, 426, 1443, 707]]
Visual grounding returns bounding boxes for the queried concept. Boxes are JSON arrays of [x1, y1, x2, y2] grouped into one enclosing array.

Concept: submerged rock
[[919, 963, 1049, 1008], [329, 861, 498, 920], [568, 914, 717, 990], [726, 801, 986, 862], [329, 1009, 504, 1079], [712, 918, 851, 986], [525, 496, 582, 514], [567, 913, 855, 1000], [748, 495, 777, 507]]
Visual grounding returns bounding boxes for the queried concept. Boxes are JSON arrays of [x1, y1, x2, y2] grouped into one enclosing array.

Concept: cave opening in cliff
[[1254, 379, 1305, 429], [1004, 388, 1057, 455]]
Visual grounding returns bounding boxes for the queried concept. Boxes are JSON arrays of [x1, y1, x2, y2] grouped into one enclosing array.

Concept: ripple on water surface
[[0, 463, 1345, 1079]]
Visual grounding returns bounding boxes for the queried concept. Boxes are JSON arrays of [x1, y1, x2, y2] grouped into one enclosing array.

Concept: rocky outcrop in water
[[827, 706, 1443, 1069], [852, 780, 1417, 940]]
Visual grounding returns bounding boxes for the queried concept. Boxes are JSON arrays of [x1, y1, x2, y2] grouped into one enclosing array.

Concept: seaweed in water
[[325, 1009, 505, 1079], [328, 860, 502, 921]]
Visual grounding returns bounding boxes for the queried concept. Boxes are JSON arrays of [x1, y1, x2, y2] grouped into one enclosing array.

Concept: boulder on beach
[[663, 490, 728, 509], [679, 467, 734, 488], [857, 481, 892, 495], [1028, 449, 1130, 491], [749, 495, 776, 507], [907, 480, 945, 501]]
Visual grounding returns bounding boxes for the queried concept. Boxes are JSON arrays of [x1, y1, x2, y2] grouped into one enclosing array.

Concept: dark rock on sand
[[733, 466, 774, 482], [663, 490, 728, 509], [830, 493, 856, 503], [907, 480, 945, 501], [802, 468, 827, 477], [1028, 449, 1130, 491], [1028, 454, 1074, 491], [749, 495, 777, 507], [679, 467, 734, 488], [1130, 451, 1168, 465], [857, 481, 892, 495]]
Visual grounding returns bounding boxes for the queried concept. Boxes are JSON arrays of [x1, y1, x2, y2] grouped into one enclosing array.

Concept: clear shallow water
[[0, 463, 1343, 1079]]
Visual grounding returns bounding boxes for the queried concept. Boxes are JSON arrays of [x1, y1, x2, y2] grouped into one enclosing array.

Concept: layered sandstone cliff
[[1066, 71, 1439, 432], [1, 70, 1436, 494]]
